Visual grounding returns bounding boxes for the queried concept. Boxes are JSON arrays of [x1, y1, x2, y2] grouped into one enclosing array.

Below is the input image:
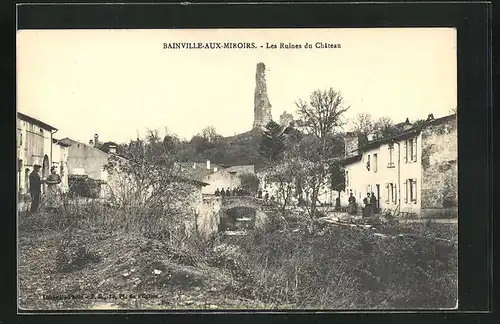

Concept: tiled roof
[[357, 113, 456, 152], [17, 112, 57, 131]]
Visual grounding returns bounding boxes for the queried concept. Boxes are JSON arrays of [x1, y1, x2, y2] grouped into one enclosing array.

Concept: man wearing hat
[[29, 164, 42, 213]]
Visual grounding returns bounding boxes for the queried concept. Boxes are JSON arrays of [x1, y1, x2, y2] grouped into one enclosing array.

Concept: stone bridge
[[220, 196, 274, 229], [221, 196, 266, 211]]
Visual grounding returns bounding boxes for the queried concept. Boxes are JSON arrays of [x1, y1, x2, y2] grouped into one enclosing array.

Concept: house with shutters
[[17, 112, 71, 198], [339, 113, 457, 218]]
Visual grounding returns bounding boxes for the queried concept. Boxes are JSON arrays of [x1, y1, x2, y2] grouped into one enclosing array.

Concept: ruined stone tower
[[253, 62, 272, 130]]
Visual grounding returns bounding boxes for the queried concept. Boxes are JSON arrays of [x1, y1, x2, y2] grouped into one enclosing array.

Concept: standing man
[[370, 191, 378, 215], [29, 164, 42, 213]]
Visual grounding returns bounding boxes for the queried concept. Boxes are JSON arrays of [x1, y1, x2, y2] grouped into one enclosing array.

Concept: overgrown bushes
[[213, 224, 457, 309]]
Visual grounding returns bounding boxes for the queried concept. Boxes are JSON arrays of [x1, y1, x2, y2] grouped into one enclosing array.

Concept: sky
[[17, 28, 457, 144]]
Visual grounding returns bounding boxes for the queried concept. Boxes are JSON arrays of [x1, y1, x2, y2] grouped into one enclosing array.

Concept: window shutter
[[394, 185, 397, 203], [385, 184, 389, 203], [404, 140, 408, 163], [404, 180, 408, 203], [412, 137, 417, 162], [413, 179, 417, 203]]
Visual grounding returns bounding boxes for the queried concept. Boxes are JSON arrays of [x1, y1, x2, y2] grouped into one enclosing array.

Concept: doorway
[[42, 155, 49, 194], [375, 184, 380, 214]]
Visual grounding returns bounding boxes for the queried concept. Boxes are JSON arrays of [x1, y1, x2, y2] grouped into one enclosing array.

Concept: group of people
[[347, 190, 378, 217], [28, 164, 62, 213], [214, 187, 251, 198], [214, 187, 277, 203]]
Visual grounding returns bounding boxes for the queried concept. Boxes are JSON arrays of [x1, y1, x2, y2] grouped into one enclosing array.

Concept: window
[[405, 179, 417, 203], [388, 144, 395, 167], [373, 154, 378, 172], [385, 183, 397, 203], [405, 137, 418, 163], [17, 129, 23, 147], [412, 138, 417, 162], [366, 154, 371, 171]]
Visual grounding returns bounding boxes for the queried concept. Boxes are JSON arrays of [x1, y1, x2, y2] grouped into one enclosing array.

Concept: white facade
[[17, 113, 62, 196], [343, 133, 423, 215], [50, 141, 70, 193], [202, 170, 241, 195]]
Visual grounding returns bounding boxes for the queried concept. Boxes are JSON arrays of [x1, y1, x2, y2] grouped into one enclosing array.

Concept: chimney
[[89, 140, 94, 145], [403, 118, 412, 131], [94, 134, 99, 147], [206, 160, 211, 170], [193, 163, 196, 169], [427, 114, 434, 121]]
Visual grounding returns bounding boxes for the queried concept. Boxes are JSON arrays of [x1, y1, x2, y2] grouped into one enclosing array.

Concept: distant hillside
[[219, 129, 263, 166], [174, 128, 263, 167]]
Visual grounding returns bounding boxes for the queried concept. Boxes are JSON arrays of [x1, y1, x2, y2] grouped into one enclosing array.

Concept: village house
[[257, 167, 337, 207], [17, 112, 70, 198], [59, 135, 128, 199], [179, 160, 242, 195], [340, 113, 457, 218]]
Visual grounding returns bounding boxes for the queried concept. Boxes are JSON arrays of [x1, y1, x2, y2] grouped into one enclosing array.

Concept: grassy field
[[18, 207, 458, 311]]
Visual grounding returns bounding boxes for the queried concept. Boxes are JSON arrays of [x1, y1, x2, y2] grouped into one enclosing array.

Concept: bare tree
[[200, 126, 222, 143], [267, 158, 303, 214], [295, 88, 350, 149], [294, 88, 350, 228], [373, 116, 395, 138], [104, 132, 200, 244], [351, 113, 375, 143]]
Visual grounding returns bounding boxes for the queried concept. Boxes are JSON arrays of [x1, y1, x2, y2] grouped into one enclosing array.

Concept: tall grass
[[211, 224, 457, 309]]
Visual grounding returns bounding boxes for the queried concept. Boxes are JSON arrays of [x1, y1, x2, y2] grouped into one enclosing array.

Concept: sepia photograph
[[17, 28, 458, 311]]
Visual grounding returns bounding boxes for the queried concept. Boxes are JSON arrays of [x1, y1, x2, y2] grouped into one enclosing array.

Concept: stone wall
[[65, 139, 110, 180], [420, 117, 458, 217], [344, 132, 359, 158], [197, 196, 222, 240]]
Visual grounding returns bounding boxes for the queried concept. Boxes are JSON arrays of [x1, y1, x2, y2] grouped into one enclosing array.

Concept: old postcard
[[17, 28, 458, 311]]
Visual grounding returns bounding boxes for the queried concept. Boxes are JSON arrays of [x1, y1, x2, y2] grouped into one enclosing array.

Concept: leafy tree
[[189, 135, 209, 153], [259, 120, 286, 162], [163, 135, 179, 153], [238, 173, 260, 194], [329, 162, 346, 199]]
